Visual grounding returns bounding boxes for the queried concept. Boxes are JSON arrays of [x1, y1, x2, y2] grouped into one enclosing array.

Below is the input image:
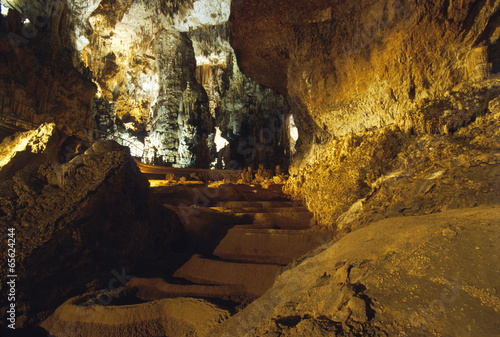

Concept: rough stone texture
[[68, 0, 290, 169], [343, 104, 500, 232], [189, 24, 290, 169], [75, 0, 220, 167], [1, 0, 290, 170], [0, 139, 182, 328], [93, 97, 117, 135], [226, 6, 500, 335], [0, 123, 60, 181], [0, 5, 96, 134], [211, 206, 500, 337], [229, 0, 500, 227], [230, 0, 500, 142], [41, 296, 230, 337], [0, 1, 498, 336], [2, 0, 290, 169], [82, 0, 161, 129], [150, 29, 214, 168], [231, 0, 500, 224], [82, 0, 210, 128], [215, 53, 290, 170], [285, 79, 500, 228]]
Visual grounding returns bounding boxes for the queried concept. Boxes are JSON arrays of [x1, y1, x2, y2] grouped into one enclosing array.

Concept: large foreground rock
[[212, 206, 500, 337], [41, 296, 229, 337], [0, 140, 182, 328]]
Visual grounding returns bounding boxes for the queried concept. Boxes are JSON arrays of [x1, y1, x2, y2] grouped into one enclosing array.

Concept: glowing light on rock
[[1, 3, 9, 15], [76, 35, 89, 52], [195, 52, 229, 67], [0, 123, 56, 169], [123, 122, 136, 131], [113, 132, 145, 158], [289, 115, 298, 154], [23, 18, 30, 24], [172, 0, 231, 31], [215, 127, 229, 152], [134, 73, 160, 113], [94, 82, 103, 99]]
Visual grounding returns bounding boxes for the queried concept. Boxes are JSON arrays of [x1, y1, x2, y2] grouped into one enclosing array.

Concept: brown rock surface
[[41, 296, 230, 337], [0, 139, 182, 327], [0, 7, 96, 134], [38, 179, 326, 336], [127, 277, 246, 303], [285, 83, 500, 228], [213, 228, 335, 265], [1, 1, 499, 336], [231, 0, 500, 228], [230, 0, 500, 140], [173, 254, 283, 300], [211, 206, 500, 337]]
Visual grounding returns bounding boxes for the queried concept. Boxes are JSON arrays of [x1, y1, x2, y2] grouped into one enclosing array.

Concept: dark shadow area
[[0, 325, 50, 337]]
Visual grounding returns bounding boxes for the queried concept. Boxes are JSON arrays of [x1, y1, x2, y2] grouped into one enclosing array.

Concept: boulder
[[211, 206, 500, 337], [0, 140, 183, 328], [41, 296, 229, 337]]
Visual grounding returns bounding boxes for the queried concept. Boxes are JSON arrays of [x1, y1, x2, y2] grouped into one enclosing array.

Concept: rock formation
[[230, 0, 500, 226], [0, 0, 499, 336], [212, 206, 500, 337], [0, 123, 60, 181], [0, 0, 291, 169], [149, 29, 214, 168], [74, 0, 289, 168], [0, 5, 96, 134], [230, 0, 500, 139], [285, 90, 500, 228], [210, 1, 500, 336], [189, 23, 290, 169], [41, 296, 230, 337], [0, 137, 183, 328]]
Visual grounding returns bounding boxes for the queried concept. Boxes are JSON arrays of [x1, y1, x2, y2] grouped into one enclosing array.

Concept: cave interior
[[0, 0, 499, 336]]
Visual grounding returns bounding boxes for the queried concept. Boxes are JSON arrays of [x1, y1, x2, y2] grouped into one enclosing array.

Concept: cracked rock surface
[[212, 206, 500, 337], [0, 139, 182, 327]]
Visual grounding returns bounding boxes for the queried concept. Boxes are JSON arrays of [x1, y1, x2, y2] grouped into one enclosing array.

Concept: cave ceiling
[[1, 0, 289, 169]]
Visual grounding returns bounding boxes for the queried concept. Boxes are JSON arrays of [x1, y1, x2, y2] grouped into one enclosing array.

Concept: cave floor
[[40, 181, 337, 336], [38, 180, 500, 337], [138, 181, 336, 304]]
